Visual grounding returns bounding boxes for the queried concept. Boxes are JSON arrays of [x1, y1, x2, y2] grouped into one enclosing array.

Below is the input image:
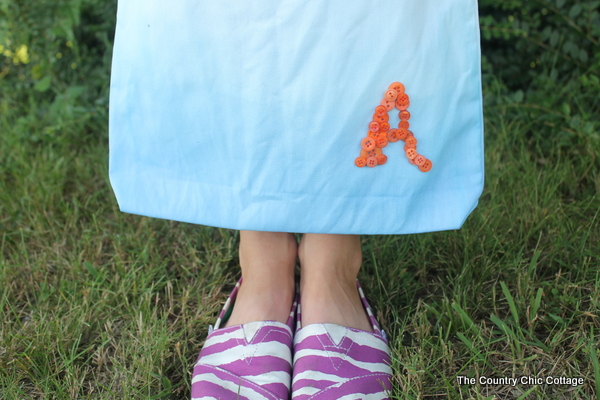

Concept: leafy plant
[[0, 0, 116, 147], [479, 0, 600, 87], [479, 0, 599, 192]]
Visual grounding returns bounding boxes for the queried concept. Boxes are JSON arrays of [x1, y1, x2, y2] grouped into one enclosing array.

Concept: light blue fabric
[[109, 0, 484, 234]]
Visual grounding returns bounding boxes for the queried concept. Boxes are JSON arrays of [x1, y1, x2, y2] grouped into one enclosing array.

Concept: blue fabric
[[109, 0, 484, 234]]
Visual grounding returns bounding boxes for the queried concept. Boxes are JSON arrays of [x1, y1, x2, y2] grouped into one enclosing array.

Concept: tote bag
[[109, 0, 484, 234]]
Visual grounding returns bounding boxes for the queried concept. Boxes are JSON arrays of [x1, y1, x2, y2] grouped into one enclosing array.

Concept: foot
[[298, 234, 373, 332], [291, 280, 392, 399], [193, 279, 297, 400], [224, 231, 297, 327]]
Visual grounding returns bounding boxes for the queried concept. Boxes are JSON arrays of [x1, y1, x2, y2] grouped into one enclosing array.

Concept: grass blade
[[452, 302, 481, 336], [516, 385, 537, 400], [527, 250, 542, 275], [589, 328, 600, 400], [490, 313, 522, 356], [529, 288, 543, 325], [500, 281, 520, 326]]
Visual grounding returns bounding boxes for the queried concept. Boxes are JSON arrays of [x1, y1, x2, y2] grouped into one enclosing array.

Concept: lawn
[[1, 1, 599, 399]]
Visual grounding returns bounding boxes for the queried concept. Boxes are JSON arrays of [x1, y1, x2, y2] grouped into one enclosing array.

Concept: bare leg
[[298, 234, 372, 332], [223, 231, 297, 327]]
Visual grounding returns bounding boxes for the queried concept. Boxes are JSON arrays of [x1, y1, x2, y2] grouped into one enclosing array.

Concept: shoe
[[291, 280, 392, 399], [191, 278, 298, 400]]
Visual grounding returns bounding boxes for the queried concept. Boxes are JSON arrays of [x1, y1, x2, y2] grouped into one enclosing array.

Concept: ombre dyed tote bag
[[109, 0, 484, 234]]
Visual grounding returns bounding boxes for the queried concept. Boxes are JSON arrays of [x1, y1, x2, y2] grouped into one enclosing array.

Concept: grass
[[1, 22, 599, 400]]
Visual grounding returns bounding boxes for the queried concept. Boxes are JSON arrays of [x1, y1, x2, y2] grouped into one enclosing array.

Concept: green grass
[[1, 92, 598, 400], [1, 9, 600, 400]]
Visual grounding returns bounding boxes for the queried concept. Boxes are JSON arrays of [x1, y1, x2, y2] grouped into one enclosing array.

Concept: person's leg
[[298, 233, 372, 331], [224, 230, 297, 327]]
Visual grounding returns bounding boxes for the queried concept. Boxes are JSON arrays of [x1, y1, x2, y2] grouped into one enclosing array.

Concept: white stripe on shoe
[[191, 372, 272, 400], [198, 339, 292, 367]]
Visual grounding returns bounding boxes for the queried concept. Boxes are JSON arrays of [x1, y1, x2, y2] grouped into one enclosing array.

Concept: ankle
[[299, 279, 372, 332], [300, 265, 361, 295], [241, 274, 295, 301], [300, 276, 358, 304], [223, 276, 295, 328], [240, 231, 298, 268], [298, 234, 362, 287]]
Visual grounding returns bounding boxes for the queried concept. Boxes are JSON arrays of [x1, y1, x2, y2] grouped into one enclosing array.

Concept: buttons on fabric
[[368, 130, 383, 139], [373, 113, 389, 124], [396, 128, 409, 140], [384, 89, 398, 101], [388, 82, 405, 94], [414, 154, 426, 166], [396, 93, 410, 110], [380, 98, 395, 111], [419, 159, 433, 172], [405, 148, 418, 160], [355, 82, 432, 172], [387, 129, 400, 143], [376, 136, 388, 148], [361, 137, 376, 151], [405, 136, 417, 148], [361, 147, 382, 159], [355, 157, 367, 168], [375, 105, 388, 116]]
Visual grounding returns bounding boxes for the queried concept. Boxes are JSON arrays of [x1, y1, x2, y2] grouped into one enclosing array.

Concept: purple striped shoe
[[191, 278, 298, 400], [292, 281, 392, 400]]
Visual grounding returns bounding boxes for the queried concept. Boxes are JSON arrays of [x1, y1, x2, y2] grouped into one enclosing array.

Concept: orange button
[[376, 154, 388, 165], [384, 89, 398, 101], [361, 147, 382, 159], [379, 122, 390, 132], [419, 159, 432, 172], [397, 102, 410, 111], [355, 156, 367, 168], [396, 128, 409, 140], [388, 82, 405, 94], [405, 136, 418, 148], [380, 98, 395, 111], [368, 130, 383, 139], [374, 105, 387, 116], [405, 148, 418, 160], [395, 93, 410, 110], [369, 121, 380, 132], [399, 110, 411, 121], [366, 156, 378, 167], [398, 120, 410, 130], [373, 113, 389, 124], [376, 136, 388, 148], [387, 129, 400, 142], [361, 137, 376, 151], [414, 154, 426, 166], [408, 155, 418, 165]]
